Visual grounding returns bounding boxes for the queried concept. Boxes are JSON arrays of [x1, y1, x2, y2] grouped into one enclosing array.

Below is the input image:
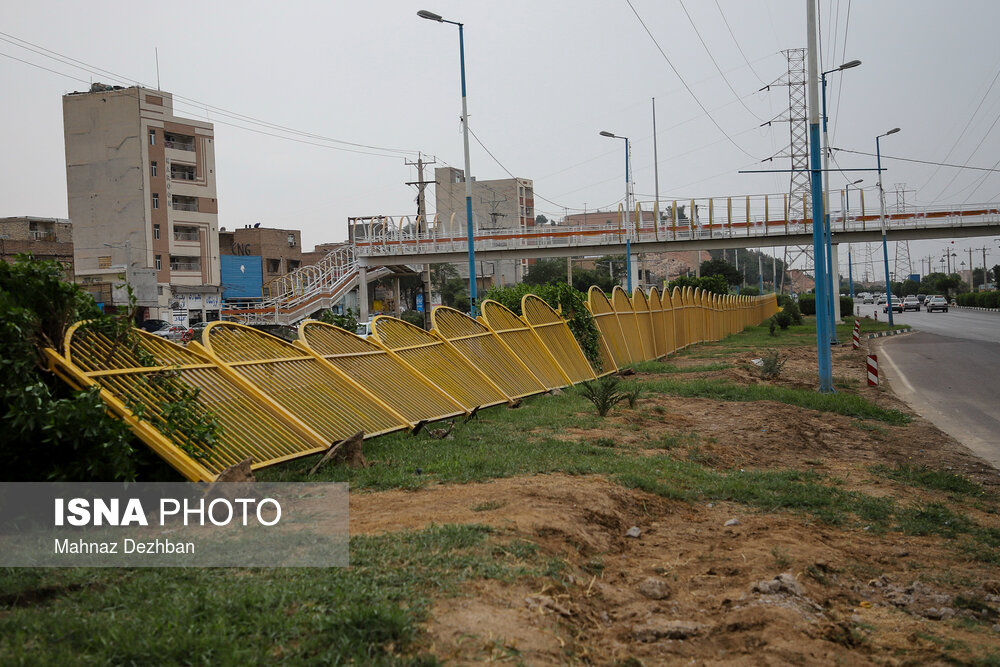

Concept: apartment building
[[433, 167, 534, 286], [63, 84, 221, 323], [0, 216, 75, 278]]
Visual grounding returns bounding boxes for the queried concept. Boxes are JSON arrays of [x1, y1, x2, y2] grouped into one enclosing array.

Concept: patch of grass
[[627, 360, 733, 374], [471, 500, 506, 512], [896, 502, 972, 538], [641, 377, 911, 425], [771, 545, 792, 569], [591, 437, 618, 448], [852, 420, 889, 438], [0, 524, 543, 664], [869, 464, 985, 497], [578, 375, 626, 417], [655, 431, 698, 450]]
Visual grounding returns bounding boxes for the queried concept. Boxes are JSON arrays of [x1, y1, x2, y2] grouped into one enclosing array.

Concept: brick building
[[0, 216, 75, 279]]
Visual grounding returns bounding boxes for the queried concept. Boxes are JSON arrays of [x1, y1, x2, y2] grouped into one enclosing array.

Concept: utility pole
[[406, 152, 436, 328]]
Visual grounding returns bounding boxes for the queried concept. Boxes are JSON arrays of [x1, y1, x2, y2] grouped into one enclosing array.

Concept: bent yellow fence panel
[[371, 315, 509, 411], [631, 289, 658, 361], [521, 295, 597, 384], [297, 320, 466, 425], [199, 322, 409, 443], [47, 323, 330, 482], [671, 287, 687, 350], [586, 287, 630, 369], [648, 288, 667, 358], [432, 307, 547, 400], [479, 300, 572, 389], [611, 286, 645, 362]]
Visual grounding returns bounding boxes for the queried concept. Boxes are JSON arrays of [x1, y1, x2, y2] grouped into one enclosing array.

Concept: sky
[[3, 0, 1000, 279]]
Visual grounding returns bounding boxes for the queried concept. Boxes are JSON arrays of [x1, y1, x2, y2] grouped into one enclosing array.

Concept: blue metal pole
[[877, 136, 894, 326], [846, 185, 854, 298], [457, 22, 477, 317], [821, 73, 838, 343], [807, 0, 834, 393]]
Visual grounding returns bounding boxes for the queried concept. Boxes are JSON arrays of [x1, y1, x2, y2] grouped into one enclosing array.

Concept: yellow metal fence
[[45, 288, 778, 481]]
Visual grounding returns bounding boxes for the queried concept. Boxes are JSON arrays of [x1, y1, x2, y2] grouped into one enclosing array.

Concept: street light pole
[[418, 9, 478, 316], [821, 59, 860, 343], [876, 127, 900, 326], [600, 130, 634, 292], [844, 179, 862, 298], [806, 0, 834, 393]]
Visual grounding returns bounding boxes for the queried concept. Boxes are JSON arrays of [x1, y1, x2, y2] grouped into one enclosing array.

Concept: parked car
[[925, 295, 949, 312], [902, 295, 921, 312], [139, 319, 170, 333], [181, 320, 212, 343], [150, 324, 188, 341], [355, 320, 374, 338], [883, 299, 903, 314]]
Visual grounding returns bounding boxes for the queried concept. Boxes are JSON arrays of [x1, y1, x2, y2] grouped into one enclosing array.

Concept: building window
[[157, 286, 163, 296], [155, 255, 162, 270], [151, 161, 157, 177], [98, 256, 112, 269], [266, 258, 281, 274], [149, 129, 155, 145], [153, 224, 160, 240], [152, 193, 159, 209]]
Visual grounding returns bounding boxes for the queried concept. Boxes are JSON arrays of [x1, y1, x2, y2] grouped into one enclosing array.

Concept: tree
[[535, 214, 549, 225], [992, 264, 1000, 288], [699, 258, 741, 286]]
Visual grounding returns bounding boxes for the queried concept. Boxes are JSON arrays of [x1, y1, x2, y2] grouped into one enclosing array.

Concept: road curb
[[866, 328, 911, 339], [954, 306, 1000, 312]]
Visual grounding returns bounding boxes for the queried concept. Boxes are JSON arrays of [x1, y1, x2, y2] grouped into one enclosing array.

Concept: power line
[[830, 0, 851, 142], [0, 30, 422, 158], [624, 0, 759, 160], [712, 0, 767, 85], [677, 0, 764, 122], [832, 147, 1000, 173]]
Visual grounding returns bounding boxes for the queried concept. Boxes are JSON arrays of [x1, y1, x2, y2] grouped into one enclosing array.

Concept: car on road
[[917, 294, 927, 304], [150, 324, 188, 341], [861, 293, 875, 304], [902, 295, 921, 312], [139, 319, 170, 333], [876, 295, 887, 305], [883, 299, 903, 314], [925, 295, 949, 312]]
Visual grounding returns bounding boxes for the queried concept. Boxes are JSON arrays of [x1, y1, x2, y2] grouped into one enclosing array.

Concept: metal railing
[[173, 230, 200, 242], [169, 260, 201, 272], [171, 200, 199, 212], [170, 170, 196, 181], [164, 140, 195, 151]]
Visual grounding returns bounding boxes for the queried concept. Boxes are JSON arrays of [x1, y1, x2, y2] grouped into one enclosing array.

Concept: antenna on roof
[[155, 48, 161, 91]]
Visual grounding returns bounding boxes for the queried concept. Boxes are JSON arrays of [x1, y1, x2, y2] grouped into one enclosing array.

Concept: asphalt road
[[850, 300, 1000, 344], [853, 302, 1000, 468]]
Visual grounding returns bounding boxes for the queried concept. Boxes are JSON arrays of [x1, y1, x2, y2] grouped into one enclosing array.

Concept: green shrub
[[484, 281, 602, 370], [319, 307, 359, 332], [0, 256, 142, 481], [798, 294, 816, 315], [578, 375, 625, 417], [757, 349, 787, 380], [772, 310, 793, 330], [399, 310, 426, 328]]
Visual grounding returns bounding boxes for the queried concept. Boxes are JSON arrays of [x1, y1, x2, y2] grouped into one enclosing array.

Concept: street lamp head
[[851, 178, 863, 185], [599, 130, 616, 138], [883, 127, 901, 136], [839, 59, 862, 70], [417, 9, 443, 21]]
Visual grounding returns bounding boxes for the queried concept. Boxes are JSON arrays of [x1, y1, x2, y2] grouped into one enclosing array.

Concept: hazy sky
[[3, 1, 999, 276]]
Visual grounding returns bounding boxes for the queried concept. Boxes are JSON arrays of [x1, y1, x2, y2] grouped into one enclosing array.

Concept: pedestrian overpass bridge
[[225, 193, 1000, 325]]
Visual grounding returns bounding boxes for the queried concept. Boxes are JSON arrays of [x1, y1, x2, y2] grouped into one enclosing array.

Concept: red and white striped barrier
[[867, 354, 878, 386], [852, 320, 861, 349]]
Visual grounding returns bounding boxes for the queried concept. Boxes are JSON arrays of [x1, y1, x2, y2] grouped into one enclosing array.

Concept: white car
[[925, 295, 949, 313]]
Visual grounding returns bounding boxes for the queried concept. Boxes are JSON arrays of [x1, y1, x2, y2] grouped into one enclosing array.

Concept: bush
[[399, 310, 426, 328], [772, 310, 793, 330], [578, 375, 625, 417], [0, 256, 142, 481], [839, 296, 854, 318], [483, 281, 602, 370], [757, 350, 787, 380], [319, 307, 359, 332], [798, 294, 816, 315]]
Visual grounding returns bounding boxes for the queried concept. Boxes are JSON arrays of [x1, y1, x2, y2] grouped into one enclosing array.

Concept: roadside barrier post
[[867, 354, 879, 386]]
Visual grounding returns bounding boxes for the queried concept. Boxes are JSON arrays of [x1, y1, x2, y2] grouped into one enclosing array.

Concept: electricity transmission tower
[[761, 48, 811, 293]]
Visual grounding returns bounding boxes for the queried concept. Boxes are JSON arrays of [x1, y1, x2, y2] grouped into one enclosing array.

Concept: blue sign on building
[[220, 255, 263, 300]]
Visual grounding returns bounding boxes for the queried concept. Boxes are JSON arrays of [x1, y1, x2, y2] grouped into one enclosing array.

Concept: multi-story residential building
[[0, 216, 75, 279], [63, 84, 221, 324], [433, 167, 534, 287]]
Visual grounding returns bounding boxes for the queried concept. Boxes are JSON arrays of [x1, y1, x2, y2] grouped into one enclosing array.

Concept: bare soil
[[350, 338, 1000, 665]]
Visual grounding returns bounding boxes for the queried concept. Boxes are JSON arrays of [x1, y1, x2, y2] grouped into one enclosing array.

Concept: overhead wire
[[676, 0, 764, 122], [712, 0, 767, 86], [831, 147, 1000, 173], [829, 0, 852, 142], [0, 30, 422, 158], [624, 0, 760, 160]]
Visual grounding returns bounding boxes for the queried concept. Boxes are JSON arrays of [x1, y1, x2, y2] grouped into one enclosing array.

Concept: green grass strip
[[627, 361, 733, 374], [641, 377, 911, 425]]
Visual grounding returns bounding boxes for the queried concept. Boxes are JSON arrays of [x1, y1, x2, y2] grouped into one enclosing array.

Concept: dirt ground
[[350, 338, 1000, 665]]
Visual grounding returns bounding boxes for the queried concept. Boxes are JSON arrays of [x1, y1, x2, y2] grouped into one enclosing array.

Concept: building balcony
[[171, 196, 199, 212], [169, 260, 201, 272]]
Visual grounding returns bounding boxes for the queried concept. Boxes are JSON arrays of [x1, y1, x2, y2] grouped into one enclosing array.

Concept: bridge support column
[[393, 276, 401, 318], [358, 264, 369, 324], [423, 264, 431, 329], [831, 244, 841, 323], [630, 252, 641, 290]]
